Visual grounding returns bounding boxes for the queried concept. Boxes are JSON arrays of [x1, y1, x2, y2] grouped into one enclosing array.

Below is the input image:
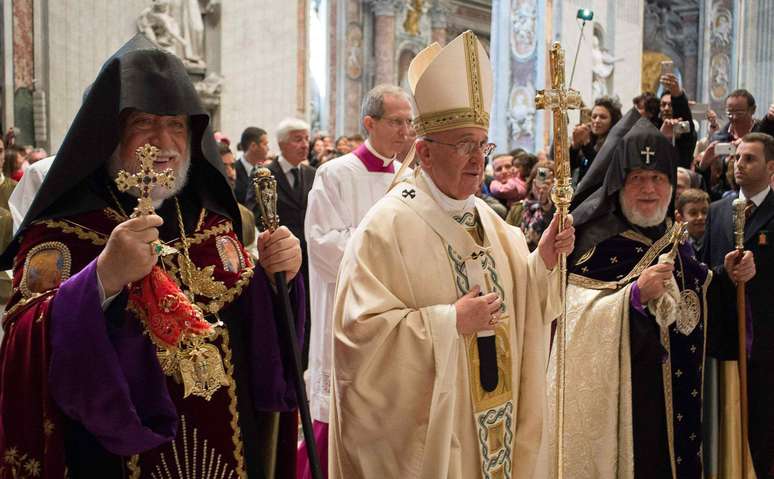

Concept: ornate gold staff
[[253, 168, 323, 479], [732, 197, 750, 477], [535, 42, 582, 479]]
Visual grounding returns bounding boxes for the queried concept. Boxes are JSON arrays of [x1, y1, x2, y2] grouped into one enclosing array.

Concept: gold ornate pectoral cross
[[115, 144, 176, 217], [535, 42, 581, 479], [114, 144, 178, 256]]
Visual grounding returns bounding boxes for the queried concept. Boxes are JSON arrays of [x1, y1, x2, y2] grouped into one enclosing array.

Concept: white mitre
[[408, 30, 493, 136]]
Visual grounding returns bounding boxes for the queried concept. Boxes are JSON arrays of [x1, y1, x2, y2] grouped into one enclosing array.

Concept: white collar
[[420, 170, 476, 216], [276, 155, 297, 174], [364, 139, 395, 167], [239, 155, 257, 173], [739, 185, 771, 207], [0, 173, 5, 183]]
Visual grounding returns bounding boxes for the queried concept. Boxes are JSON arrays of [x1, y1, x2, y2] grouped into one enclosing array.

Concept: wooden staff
[[254, 168, 323, 479], [534, 42, 582, 479], [732, 198, 750, 477]]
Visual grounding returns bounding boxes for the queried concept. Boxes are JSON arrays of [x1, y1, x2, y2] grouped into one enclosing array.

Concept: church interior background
[[0, 0, 772, 156]]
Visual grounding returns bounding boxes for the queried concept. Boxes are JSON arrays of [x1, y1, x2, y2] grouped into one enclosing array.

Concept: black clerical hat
[[1, 34, 239, 267]]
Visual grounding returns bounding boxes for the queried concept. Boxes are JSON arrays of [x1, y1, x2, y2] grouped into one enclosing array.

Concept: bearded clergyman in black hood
[[536, 110, 756, 479], [0, 35, 306, 478]]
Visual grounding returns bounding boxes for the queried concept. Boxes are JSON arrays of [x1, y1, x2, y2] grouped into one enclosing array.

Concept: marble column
[[489, 0, 545, 153], [430, 1, 448, 46], [1, 0, 14, 133], [12, 0, 34, 146], [737, 1, 774, 115], [369, 0, 399, 86], [700, 0, 736, 123]]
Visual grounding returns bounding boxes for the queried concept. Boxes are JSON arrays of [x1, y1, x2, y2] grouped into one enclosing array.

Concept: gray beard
[[107, 146, 190, 202], [619, 187, 672, 228]]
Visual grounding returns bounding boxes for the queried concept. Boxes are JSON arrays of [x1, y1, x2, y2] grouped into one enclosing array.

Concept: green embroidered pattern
[[453, 212, 477, 228]]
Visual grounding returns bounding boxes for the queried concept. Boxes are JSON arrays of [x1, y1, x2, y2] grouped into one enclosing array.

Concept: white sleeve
[[304, 167, 355, 283]]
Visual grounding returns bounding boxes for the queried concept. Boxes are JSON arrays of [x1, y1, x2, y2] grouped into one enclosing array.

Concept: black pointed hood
[[569, 112, 679, 262], [2, 34, 239, 267]]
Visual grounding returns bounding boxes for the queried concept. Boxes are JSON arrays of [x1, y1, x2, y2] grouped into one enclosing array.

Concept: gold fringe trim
[[39, 219, 108, 245]]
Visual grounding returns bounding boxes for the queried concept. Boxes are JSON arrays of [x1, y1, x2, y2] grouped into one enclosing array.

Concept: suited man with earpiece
[[235, 126, 270, 205]]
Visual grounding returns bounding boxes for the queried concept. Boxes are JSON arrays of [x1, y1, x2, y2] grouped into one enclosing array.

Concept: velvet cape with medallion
[[0, 35, 304, 479]]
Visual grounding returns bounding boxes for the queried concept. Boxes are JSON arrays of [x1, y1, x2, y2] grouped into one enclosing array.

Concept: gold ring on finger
[[150, 239, 163, 256]]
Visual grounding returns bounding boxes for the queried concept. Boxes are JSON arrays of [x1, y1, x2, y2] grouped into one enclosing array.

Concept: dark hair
[[349, 134, 364, 143], [335, 136, 349, 147], [3, 145, 24, 177], [742, 132, 774, 162], [508, 147, 527, 158], [633, 92, 660, 120], [217, 142, 232, 157], [238, 127, 267, 152], [727, 89, 756, 111], [593, 96, 623, 130], [676, 188, 709, 214], [514, 152, 538, 171]]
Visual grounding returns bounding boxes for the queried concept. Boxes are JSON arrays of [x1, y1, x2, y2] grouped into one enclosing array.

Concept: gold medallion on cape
[[157, 338, 229, 401], [676, 289, 701, 336]]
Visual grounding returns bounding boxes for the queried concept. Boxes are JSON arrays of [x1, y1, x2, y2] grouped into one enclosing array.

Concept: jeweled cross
[[114, 144, 176, 217], [641, 146, 655, 165]]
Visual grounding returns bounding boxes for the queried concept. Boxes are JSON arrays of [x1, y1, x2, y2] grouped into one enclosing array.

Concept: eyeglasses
[[726, 109, 751, 118], [423, 138, 496, 158], [377, 116, 414, 129]]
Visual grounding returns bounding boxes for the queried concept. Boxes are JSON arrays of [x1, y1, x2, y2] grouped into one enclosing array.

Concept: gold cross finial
[[115, 144, 176, 217], [535, 42, 582, 189]]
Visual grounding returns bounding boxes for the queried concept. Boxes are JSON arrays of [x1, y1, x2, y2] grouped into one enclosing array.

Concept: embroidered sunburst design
[[1, 446, 42, 478], [151, 415, 237, 479]]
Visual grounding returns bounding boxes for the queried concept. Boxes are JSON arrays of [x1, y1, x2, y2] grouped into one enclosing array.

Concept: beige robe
[[329, 175, 560, 478]]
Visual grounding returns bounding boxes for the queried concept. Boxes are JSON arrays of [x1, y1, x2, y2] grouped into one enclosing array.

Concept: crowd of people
[[1, 29, 773, 479]]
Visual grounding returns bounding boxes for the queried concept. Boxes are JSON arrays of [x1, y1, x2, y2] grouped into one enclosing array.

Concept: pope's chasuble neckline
[[390, 177, 515, 479]]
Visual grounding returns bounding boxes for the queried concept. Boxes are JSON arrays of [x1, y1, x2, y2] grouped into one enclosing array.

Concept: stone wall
[[219, 0, 301, 152], [45, 0, 148, 151]]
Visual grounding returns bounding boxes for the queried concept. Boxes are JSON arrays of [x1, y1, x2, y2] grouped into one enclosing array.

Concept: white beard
[[619, 187, 673, 227], [107, 146, 190, 203]]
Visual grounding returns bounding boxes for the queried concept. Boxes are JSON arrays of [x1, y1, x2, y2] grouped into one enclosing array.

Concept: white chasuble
[[329, 175, 560, 479]]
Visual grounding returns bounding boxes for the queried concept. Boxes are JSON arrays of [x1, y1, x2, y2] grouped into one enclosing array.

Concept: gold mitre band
[[408, 30, 493, 136]]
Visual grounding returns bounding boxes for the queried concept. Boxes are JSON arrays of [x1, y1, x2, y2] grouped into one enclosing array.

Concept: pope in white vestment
[[328, 31, 575, 479]]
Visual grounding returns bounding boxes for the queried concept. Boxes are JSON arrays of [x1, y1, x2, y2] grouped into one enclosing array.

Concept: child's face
[[678, 201, 709, 240]]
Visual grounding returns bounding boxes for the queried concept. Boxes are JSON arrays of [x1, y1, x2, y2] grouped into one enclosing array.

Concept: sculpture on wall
[[510, 0, 536, 60], [507, 84, 535, 143], [403, 0, 424, 37], [346, 24, 364, 80], [138, 0, 218, 69], [591, 30, 619, 99], [137, 0, 189, 59]]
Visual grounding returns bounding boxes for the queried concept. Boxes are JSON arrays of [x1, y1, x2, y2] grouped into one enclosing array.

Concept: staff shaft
[[274, 273, 323, 479], [737, 278, 749, 478]]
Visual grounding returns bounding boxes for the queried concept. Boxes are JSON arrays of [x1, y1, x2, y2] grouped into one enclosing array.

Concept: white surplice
[[304, 149, 401, 424]]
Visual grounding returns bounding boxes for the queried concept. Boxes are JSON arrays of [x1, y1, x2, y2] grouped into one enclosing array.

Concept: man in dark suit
[[704, 132, 774, 478], [234, 126, 270, 204], [248, 118, 315, 366]]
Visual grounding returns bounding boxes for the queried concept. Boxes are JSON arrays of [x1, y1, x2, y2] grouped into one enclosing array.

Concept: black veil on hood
[[569, 111, 679, 263], [2, 34, 239, 267]]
